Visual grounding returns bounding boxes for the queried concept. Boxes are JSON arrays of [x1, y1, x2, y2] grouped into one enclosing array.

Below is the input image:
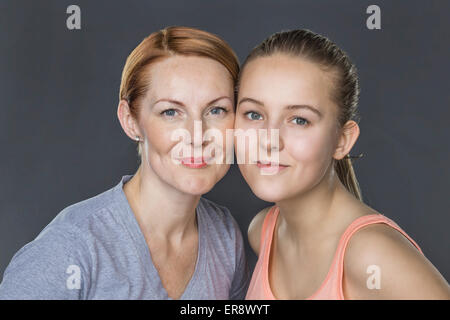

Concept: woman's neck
[[124, 165, 200, 244]]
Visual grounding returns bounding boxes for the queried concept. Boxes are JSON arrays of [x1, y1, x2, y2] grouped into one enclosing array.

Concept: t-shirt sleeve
[[229, 217, 251, 300], [0, 224, 90, 300]]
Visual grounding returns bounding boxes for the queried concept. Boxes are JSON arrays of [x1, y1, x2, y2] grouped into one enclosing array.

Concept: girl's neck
[[275, 167, 358, 248]]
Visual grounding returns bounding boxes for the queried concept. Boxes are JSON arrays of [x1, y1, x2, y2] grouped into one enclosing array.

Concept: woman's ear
[[333, 120, 360, 160], [117, 100, 142, 141]]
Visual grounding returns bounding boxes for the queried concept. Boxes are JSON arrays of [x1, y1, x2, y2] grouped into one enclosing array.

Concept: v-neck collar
[[111, 175, 206, 299]]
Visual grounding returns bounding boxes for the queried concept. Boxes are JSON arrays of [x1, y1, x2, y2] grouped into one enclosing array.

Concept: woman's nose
[[186, 119, 207, 148]]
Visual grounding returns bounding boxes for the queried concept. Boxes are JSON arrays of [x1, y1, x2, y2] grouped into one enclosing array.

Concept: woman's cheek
[[144, 120, 179, 156], [212, 116, 234, 143]]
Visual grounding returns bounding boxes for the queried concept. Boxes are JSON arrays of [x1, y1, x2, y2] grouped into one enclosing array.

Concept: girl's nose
[[259, 125, 284, 155]]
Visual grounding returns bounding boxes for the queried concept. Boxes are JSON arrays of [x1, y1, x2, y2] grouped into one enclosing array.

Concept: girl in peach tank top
[[245, 207, 424, 300], [235, 29, 450, 299]]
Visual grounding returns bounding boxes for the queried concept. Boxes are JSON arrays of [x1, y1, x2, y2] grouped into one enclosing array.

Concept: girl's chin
[[249, 184, 290, 203]]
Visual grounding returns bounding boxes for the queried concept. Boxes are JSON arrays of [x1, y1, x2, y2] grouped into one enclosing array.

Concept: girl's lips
[[256, 161, 289, 174], [256, 161, 288, 168]]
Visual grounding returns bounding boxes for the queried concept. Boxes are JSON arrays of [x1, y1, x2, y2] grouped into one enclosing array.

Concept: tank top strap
[[259, 206, 280, 259], [324, 213, 424, 299]]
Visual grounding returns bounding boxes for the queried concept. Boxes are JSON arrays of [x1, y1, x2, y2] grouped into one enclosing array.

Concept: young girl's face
[[235, 54, 341, 202]]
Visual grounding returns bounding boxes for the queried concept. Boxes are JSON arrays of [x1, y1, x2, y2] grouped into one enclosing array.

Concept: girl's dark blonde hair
[[239, 29, 363, 201], [119, 26, 239, 156]]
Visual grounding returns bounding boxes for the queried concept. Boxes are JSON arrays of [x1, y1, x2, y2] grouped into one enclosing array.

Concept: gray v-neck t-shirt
[[0, 175, 250, 299]]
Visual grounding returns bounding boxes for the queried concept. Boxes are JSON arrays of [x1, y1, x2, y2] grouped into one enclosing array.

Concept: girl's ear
[[117, 100, 142, 141], [333, 120, 360, 160]]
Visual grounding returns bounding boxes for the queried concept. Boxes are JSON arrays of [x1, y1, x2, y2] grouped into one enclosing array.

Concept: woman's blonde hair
[[238, 29, 364, 201], [119, 26, 239, 156]]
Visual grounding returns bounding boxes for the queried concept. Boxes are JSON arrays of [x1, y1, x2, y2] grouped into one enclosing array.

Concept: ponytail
[[334, 154, 363, 201]]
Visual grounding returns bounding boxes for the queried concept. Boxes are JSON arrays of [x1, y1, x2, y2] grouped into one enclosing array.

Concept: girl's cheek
[[285, 132, 316, 162], [285, 132, 330, 163]]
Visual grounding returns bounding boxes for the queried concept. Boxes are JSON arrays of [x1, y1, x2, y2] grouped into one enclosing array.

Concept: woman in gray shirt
[[0, 26, 249, 299]]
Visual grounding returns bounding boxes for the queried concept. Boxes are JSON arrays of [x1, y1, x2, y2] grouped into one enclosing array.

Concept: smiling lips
[[180, 157, 210, 168], [179, 158, 288, 171], [256, 161, 289, 174]]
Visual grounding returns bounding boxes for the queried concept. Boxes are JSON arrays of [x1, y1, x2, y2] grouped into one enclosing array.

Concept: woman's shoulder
[[13, 188, 114, 261], [13, 184, 121, 262], [0, 200, 98, 299], [50, 185, 118, 231]]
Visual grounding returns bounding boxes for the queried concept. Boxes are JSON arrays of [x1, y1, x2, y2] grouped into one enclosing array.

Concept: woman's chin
[[177, 177, 215, 196]]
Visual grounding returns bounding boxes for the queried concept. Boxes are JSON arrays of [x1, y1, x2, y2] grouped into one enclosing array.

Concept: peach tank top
[[246, 206, 424, 300]]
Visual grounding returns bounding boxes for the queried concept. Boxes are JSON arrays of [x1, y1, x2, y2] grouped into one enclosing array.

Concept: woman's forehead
[[145, 56, 234, 104], [151, 55, 232, 82]]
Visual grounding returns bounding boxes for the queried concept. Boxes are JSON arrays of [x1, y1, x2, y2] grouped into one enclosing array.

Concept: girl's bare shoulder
[[343, 213, 450, 299], [248, 206, 273, 256]]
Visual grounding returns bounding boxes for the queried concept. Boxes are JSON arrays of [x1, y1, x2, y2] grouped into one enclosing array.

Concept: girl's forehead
[[242, 54, 333, 86], [239, 55, 337, 110]]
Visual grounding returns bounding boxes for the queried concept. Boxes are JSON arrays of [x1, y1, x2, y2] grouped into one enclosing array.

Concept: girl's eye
[[161, 109, 178, 117], [291, 117, 309, 126], [245, 111, 263, 121], [209, 106, 227, 116]]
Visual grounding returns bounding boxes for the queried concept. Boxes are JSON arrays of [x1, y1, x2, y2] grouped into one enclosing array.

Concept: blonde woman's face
[[137, 55, 235, 195], [235, 54, 340, 202]]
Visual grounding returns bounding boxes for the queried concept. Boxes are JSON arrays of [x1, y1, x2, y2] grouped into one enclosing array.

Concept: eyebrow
[[286, 104, 323, 118], [238, 97, 323, 118], [154, 96, 232, 107]]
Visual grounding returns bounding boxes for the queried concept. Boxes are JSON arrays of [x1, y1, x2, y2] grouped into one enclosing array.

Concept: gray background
[[1, 0, 449, 283]]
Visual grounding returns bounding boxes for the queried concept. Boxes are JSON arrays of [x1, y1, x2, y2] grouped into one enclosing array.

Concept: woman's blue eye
[[291, 117, 309, 126], [210, 107, 227, 115], [161, 109, 178, 117], [245, 111, 263, 121]]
